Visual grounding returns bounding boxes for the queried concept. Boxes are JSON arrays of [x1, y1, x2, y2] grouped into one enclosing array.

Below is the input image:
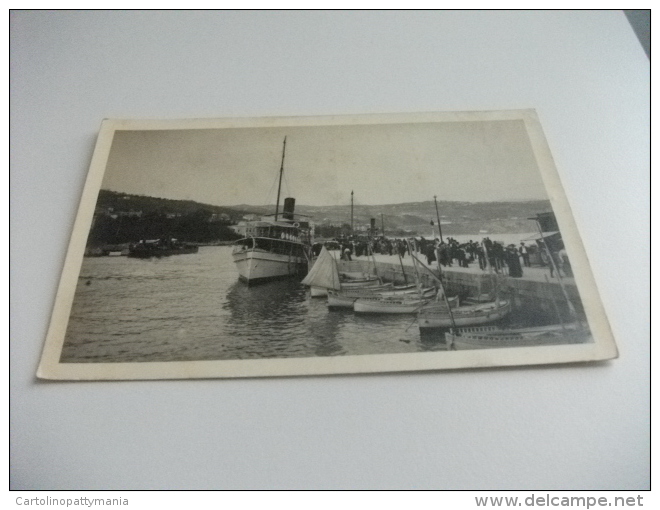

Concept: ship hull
[[233, 248, 308, 285]]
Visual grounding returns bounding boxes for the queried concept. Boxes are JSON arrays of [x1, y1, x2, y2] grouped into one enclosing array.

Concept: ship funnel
[[283, 197, 296, 220]]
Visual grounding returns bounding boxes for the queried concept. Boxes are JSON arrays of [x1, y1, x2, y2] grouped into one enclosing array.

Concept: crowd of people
[[313, 234, 572, 279]]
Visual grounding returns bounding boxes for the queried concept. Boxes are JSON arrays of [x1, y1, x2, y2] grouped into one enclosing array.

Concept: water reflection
[[60, 246, 586, 364]]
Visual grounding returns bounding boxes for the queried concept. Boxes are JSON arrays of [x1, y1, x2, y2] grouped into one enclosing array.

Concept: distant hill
[[96, 189, 252, 223], [232, 199, 553, 237], [92, 190, 553, 242], [88, 190, 250, 246]]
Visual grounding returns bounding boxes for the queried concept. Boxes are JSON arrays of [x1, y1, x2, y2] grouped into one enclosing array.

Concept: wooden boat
[[417, 299, 511, 329], [416, 236, 512, 329], [302, 245, 343, 294], [327, 285, 435, 309], [327, 289, 365, 308], [128, 239, 199, 259], [232, 138, 313, 285], [340, 240, 448, 315], [445, 322, 587, 350], [352, 289, 438, 314], [310, 273, 383, 297], [321, 282, 394, 301], [328, 239, 438, 311], [303, 236, 385, 298]]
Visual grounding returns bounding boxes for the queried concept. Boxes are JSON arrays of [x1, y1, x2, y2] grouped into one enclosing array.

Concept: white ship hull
[[233, 249, 307, 285]]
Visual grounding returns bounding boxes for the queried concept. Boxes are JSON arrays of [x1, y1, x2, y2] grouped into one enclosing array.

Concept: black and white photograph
[[36, 110, 617, 380]]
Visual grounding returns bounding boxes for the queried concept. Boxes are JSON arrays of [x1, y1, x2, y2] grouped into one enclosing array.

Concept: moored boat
[[303, 241, 388, 298], [353, 293, 434, 314], [446, 322, 587, 350], [311, 273, 383, 297], [232, 216, 312, 284], [327, 285, 434, 308], [232, 138, 313, 285], [128, 239, 199, 259], [417, 299, 511, 329]]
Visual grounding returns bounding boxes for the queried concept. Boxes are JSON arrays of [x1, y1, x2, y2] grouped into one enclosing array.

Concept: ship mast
[[433, 195, 444, 243], [433, 196, 444, 278], [274, 136, 287, 221], [350, 190, 354, 233]]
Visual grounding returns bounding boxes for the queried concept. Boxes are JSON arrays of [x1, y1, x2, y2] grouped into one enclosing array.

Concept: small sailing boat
[[310, 272, 383, 297], [304, 246, 407, 304], [418, 299, 511, 329], [351, 240, 437, 314], [352, 292, 438, 314], [329, 285, 436, 310], [302, 245, 342, 294]]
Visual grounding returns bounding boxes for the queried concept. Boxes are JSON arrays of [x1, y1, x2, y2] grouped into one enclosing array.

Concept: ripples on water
[[61, 247, 449, 363]]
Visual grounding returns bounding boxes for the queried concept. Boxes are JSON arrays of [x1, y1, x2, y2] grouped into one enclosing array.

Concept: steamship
[[231, 138, 313, 285]]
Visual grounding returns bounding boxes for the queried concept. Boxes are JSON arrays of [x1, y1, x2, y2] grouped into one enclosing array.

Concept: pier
[[336, 253, 583, 319]]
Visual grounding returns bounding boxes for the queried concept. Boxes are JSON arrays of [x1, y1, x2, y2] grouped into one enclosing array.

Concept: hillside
[[87, 190, 249, 246], [96, 189, 252, 223], [234, 199, 553, 237], [90, 190, 552, 244]]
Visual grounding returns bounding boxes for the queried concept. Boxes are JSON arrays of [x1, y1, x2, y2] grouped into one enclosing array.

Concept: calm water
[[61, 246, 449, 362]]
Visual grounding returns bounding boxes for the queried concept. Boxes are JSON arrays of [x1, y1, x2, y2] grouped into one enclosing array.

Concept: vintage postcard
[[37, 110, 617, 380]]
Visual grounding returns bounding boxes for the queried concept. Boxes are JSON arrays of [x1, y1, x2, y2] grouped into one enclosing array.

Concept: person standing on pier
[[519, 242, 530, 267], [342, 243, 352, 261], [424, 242, 436, 266], [477, 245, 487, 271], [506, 245, 523, 278], [398, 239, 407, 258]]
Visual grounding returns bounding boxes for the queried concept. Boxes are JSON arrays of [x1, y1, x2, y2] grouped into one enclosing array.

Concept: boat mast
[[350, 190, 354, 233], [433, 195, 444, 243], [408, 245, 457, 332], [405, 239, 424, 297], [533, 217, 579, 323], [481, 239, 498, 300], [433, 196, 444, 278], [274, 136, 287, 221], [367, 237, 382, 283], [398, 251, 408, 284]]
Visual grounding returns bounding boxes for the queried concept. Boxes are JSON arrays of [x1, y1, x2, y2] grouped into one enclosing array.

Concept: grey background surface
[[625, 10, 650, 57], [10, 11, 650, 489]]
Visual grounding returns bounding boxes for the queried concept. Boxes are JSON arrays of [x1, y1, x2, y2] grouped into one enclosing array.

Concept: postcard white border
[[36, 110, 618, 380]]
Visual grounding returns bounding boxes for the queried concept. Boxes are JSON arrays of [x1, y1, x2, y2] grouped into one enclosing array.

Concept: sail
[[301, 246, 341, 290]]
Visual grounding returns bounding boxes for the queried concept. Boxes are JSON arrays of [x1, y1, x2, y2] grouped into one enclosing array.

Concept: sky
[[101, 118, 549, 208]]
